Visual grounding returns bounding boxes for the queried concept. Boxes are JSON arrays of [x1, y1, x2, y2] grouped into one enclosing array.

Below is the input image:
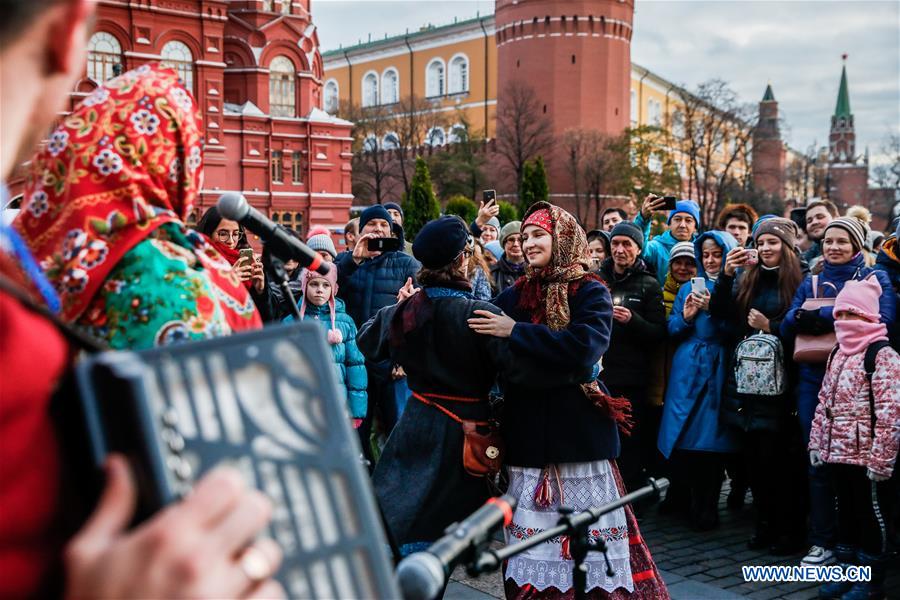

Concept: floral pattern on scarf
[[515, 202, 632, 431], [13, 64, 260, 335]]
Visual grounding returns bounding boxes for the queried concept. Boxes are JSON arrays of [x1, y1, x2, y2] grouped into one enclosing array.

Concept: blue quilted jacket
[[286, 297, 367, 419], [335, 250, 421, 326]]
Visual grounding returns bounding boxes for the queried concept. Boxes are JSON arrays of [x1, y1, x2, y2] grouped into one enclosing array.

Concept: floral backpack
[[733, 333, 786, 396]]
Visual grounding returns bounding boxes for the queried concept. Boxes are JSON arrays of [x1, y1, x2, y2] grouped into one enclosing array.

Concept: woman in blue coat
[[780, 216, 895, 566], [658, 230, 738, 531]]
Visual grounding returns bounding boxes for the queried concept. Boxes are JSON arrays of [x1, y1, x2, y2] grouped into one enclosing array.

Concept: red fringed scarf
[[516, 202, 633, 435]]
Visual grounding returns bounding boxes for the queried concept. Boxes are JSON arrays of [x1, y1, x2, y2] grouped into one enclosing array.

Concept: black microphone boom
[[216, 192, 330, 275], [397, 495, 516, 600]]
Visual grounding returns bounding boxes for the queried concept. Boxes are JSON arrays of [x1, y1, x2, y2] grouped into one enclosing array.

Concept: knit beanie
[[484, 216, 501, 232], [383, 202, 403, 218], [669, 241, 696, 263], [667, 200, 700, 225], [306, 233, 337, 259], [825, 216, 868, 252], [499, 220, 522, 247], [751, 214, 778, 236], [753, 217, 797, 249], [484, 240, 503, 260], [834, 275, 884, 322], [306, 225, 331, 239], [299, 267, 342, 344], [359, 204, 394, 231], [610, 221, 644, 250]]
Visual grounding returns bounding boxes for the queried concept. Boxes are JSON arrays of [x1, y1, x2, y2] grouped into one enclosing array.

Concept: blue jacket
[[336, 250, 421, 327], [494, 278, 620, 467], [658, 231, 738, 458], [634, 213, 696, 286], [780, 253, 895, 439], [287, 298, 368, 419]]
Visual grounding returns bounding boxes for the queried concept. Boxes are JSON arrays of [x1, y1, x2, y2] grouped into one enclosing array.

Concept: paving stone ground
[[448, 480, 900, 599]]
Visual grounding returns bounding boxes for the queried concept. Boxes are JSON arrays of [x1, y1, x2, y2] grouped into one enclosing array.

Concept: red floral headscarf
[[517, 201, 631, 432], [13, 65, 260, 331]]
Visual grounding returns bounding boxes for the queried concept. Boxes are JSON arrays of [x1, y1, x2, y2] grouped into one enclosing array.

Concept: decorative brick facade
[[10, 0, 353, 236]]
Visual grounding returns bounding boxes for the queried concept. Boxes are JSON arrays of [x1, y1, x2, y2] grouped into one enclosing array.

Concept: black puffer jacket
[[598, 258, 666, 390], [709, 267, 795, 432], [490, 256, 525, 294]]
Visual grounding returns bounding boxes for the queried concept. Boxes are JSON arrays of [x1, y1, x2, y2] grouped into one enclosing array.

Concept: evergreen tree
[[518, 160, 535, 217], [401, 157, 441, 238], [518, 156, 550, 217], [444, 195, 478, 223], [497, 201, 519, 224]]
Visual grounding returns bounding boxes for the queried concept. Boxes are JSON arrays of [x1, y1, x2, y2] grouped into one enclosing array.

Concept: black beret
[[413, 216, 469, 269]]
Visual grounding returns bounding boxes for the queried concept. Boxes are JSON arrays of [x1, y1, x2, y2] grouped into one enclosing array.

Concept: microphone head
[[217, 192, 250, 221], [397, 552, 445, 600]]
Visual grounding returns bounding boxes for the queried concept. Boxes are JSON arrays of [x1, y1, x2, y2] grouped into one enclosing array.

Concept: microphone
[[216, 192, 330, 275], [397, 495, 516, 600]]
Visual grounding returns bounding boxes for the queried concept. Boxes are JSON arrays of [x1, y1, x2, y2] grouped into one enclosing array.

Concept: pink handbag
[[793, 274, 837, 363]]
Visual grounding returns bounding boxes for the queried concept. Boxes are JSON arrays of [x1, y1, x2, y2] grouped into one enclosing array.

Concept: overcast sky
[[314, 0, 900, 162]]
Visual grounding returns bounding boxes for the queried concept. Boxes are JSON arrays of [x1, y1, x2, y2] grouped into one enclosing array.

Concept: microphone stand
[[466, 478, 668, 600], [263, 251, 301, 321]]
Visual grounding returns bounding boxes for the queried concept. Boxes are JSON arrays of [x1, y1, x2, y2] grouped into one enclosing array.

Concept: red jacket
[[809, 347, 900, 478]]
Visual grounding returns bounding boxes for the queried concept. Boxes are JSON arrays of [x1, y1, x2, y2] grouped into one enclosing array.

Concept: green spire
[[834, 57, 851, 118], [762, 83, 775, 102]]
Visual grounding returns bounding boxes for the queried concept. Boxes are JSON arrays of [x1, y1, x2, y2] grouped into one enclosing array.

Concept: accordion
[[75, 322, 398, 599]]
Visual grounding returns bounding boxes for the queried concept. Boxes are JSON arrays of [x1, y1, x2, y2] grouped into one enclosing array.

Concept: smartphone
[[482, 189, 496, 205], [238, 248, 254, 264], [367, 237, 402, 253], [661, 196, 678, 211], [745, 248, 759, 266], [690, 277, 707, 295]]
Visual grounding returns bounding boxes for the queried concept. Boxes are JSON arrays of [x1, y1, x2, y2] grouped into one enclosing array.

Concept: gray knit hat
[[825, 216, 868, 252], [669, 241, 696, 263], [307, 233, 337, 258], [499, 220, 522, 247], [753, 217, 798, 249], [484, 217, 501, 232]]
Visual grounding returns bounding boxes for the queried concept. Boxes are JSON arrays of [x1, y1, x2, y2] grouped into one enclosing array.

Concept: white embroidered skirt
[[504, 460, 634, 594]]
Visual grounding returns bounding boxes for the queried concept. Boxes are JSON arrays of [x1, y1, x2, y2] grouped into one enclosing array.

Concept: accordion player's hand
[[64, 455, 285, 599]]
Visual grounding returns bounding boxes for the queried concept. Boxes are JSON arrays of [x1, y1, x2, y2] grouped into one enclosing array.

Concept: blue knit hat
[[359, 204, 394, 231], [484, 240, 503, 260], [383, 202, 403, 218], [667, 200, 700, 225]]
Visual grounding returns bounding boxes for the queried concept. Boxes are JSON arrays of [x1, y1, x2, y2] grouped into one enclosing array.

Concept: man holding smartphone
[[634, 194, 701, 285]]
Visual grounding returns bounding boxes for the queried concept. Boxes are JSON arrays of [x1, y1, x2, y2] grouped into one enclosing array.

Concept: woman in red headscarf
[[13, 64, 261, 349], [469, 202, 667, 599]]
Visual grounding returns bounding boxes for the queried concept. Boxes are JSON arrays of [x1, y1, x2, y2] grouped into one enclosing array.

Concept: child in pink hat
[[809, 275, 900, 598], [291, 267, 367, 427]]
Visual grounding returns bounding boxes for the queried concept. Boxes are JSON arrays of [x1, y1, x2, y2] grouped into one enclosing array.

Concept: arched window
[[363, 135, 378, 153], [87, 32, 122, 83], [447, 124, 467, 144], [281, 0, 290, 14], [269, 56, 296, 117], [426, 127, 445, 147], [382, 133, 400, 150], [426, 60, 444, 98], [448, 55, 468, 94], [381, 69, 399, 104], [161, 40, 194, 92], [362, 72, 378, 107], [324, 79, 339, 113]]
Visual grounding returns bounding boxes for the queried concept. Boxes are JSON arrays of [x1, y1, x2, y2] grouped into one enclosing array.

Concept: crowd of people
[[2, 2, 900, 599]]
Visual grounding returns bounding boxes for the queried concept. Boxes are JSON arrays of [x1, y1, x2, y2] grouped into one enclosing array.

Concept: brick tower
[[495, 0, 634, 210], [826, 55, 868, 209], [751, 83, 785, 198]]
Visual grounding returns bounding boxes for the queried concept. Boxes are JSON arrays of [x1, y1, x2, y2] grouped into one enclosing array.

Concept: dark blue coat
[[335, 250, 421, 327], [494, 278, 620, 467], [780, 253, 896, 441]]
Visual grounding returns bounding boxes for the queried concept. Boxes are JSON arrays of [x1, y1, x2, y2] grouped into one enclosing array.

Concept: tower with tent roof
[[826, 55, 869, 209], [751, 83, 786, 198]]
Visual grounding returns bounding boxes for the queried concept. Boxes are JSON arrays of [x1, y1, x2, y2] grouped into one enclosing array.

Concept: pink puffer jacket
[[809, 346, 900, 478]]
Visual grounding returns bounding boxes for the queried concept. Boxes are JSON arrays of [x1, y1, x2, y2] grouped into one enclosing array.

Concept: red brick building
[[826, 58, 870, 210], [751, 84, 785, 198], [10, 0, 353, 234]]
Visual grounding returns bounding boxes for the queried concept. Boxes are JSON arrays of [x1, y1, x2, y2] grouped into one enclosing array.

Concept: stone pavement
[[447, 481, 900, 599]]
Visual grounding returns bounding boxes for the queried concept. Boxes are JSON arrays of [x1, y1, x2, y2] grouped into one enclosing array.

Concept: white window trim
[[447, 53, 469, 94], [380, 67, 399, 105], [425, 58, 446, 99], [382, 132, 400, 150], [361, 70, 379, 107], [323, 78, 340, 113], [426, 126, 446, 146]]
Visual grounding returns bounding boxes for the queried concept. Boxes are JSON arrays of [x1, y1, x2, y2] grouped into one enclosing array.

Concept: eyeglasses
[[216, 229, 243, 241]]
